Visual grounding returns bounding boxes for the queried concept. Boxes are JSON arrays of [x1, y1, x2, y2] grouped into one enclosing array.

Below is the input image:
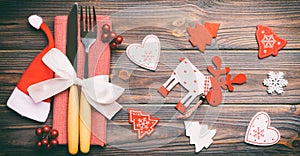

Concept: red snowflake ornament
[[128, 109, 159, 140], [256, 25, 287, 59]]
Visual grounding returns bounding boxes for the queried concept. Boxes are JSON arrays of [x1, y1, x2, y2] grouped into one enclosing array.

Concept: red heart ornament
[[256, 25, 287, 59], [245, 112, 280, 146]]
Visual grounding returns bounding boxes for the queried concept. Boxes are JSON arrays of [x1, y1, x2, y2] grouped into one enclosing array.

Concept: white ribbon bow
[[28, 48, 124, 120]]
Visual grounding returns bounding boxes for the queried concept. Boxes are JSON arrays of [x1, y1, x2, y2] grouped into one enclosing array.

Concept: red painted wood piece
[[256, 25, 287, 59]]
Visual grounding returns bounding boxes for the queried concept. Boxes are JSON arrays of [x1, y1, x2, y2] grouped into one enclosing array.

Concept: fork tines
[[80, 6, 97, 37]]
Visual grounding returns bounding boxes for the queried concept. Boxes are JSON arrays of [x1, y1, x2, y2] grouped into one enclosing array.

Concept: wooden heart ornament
[[126, 35, 160, 71], [256, 25, 287, 59], [245, 112, 280, 146]]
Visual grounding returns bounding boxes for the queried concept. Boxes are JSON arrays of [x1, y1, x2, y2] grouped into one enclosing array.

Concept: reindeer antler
[[226, 74, 247, 92]]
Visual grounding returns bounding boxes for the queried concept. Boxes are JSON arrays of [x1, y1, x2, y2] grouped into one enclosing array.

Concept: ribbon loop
[[28, 48, 124, 119]]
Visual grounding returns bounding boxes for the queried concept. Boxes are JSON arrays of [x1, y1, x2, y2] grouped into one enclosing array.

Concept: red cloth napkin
[[53, 15, 111, 146]]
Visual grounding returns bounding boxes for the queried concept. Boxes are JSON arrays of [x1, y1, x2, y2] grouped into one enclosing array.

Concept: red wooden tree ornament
[[128, 109, 159, 140]]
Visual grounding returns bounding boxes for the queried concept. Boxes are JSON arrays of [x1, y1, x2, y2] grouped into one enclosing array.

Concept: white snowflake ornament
[[263, 71, 288, 94]]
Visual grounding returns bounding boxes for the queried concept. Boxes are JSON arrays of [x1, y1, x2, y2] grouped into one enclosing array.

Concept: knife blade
[[66, 3, 78, 65], [66, 3, 79, 155]]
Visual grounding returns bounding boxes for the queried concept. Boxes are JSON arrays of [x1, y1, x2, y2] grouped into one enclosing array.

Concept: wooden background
[[0, 0, 299, 155]]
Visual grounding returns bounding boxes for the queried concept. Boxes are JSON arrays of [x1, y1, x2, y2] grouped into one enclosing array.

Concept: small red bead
[[36, 141, 42, 147], [102, 24, 110, 32], [101, 33, 110, 42], [35, 128, 43, 136], [42, 125, 50, 133], [50, 130, 59, 139], [110, 42, 118, 49], [115, 35, 123, 44], [110, 32, 117, 39], [41, 138, 49, 145], [50, 139, 58, 146], [46, 143, 51, 150]]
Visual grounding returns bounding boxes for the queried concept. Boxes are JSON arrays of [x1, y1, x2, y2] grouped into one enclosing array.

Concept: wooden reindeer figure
[[205, 56, 229, 106], [158, 58, 211, 113], [206, 56, 247, 106], [158, 56, 246, 116]]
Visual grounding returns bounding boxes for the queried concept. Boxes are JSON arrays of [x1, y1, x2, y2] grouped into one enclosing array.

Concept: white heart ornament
[[245, 112, 280, 146], [126, 35, 160, 71]]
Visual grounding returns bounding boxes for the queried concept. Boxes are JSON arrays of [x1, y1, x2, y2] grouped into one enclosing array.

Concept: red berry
[[50, 139, 58, 146], [42, 125, 50, 133], [110, 32, 117, 39], [46, 143, 51, 150], [35, 128, 43, 136], [102, 24, 110, 32], [110, 42, 118, 49], [41, 138, 49, 145], [115, 35, 123, 44], [36, 141, 42, 147], [50, 130, 59, 139], [101, 33, 110, 42]]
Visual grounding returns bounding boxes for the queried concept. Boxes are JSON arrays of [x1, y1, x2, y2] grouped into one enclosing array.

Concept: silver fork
[[80, 6, 97, 78], [79, 5, 97, 154]]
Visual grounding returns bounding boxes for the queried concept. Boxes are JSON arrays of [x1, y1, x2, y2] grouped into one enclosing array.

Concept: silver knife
[[66, 3, 79, 155]]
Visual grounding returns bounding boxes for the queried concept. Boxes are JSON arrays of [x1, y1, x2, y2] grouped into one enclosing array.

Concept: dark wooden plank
[[0, 0, 299, 50], [0, 50, 299, 104], [0, 104, 299, 155], [111, 50, 300, 104]]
